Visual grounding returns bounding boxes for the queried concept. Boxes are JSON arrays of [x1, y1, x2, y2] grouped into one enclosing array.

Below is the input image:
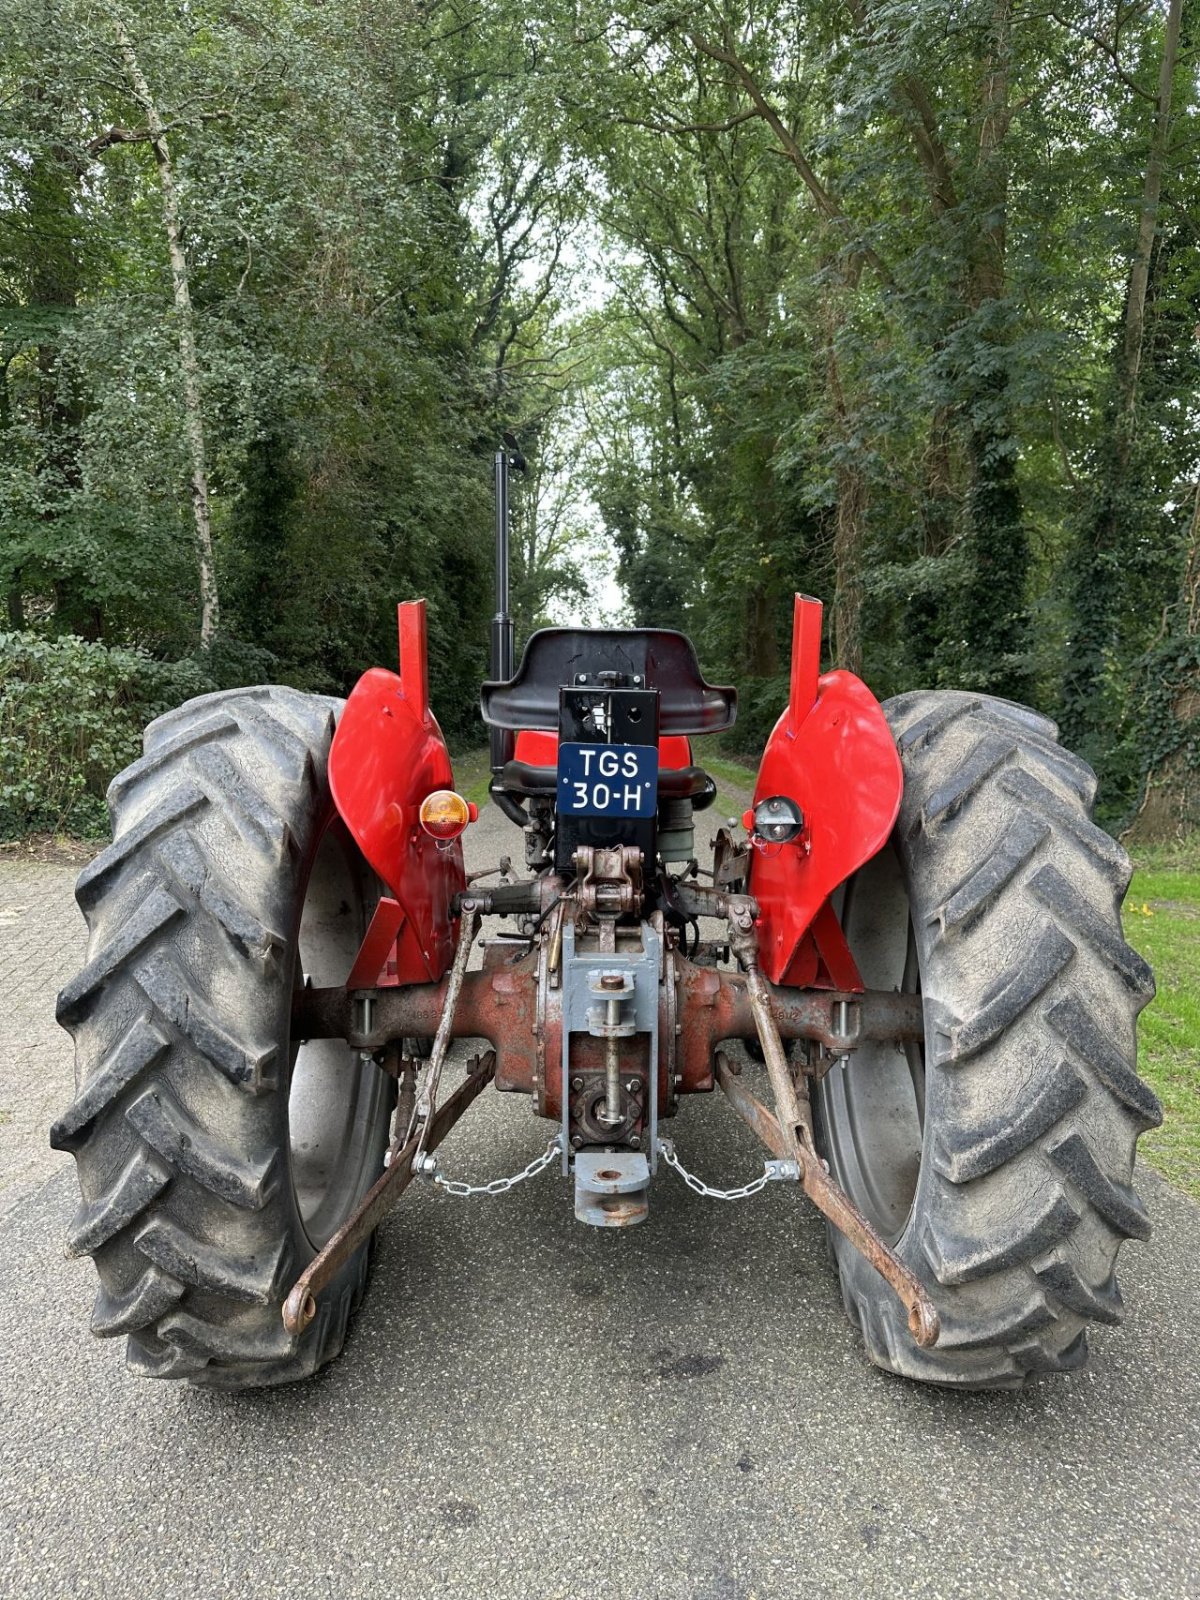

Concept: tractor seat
[[481, 628, 737, 736]]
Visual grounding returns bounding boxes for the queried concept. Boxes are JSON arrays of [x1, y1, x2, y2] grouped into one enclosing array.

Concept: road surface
[[1, 798, 1197, 1600]]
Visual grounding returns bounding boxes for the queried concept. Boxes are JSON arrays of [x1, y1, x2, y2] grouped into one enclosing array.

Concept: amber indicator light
[[418, 789, 474, 840]]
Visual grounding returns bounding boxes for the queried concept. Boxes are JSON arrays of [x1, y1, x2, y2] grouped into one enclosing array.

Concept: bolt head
[[600, 973, 623, 991], [626, 1079, 639, 1094], [629, 1134, 641, 1149], [571, 1076, 584, 1091], [570, 1134, 583, 1150]]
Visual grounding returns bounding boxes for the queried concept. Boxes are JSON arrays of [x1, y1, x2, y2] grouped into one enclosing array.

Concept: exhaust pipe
[[489, 443, 520, 775]]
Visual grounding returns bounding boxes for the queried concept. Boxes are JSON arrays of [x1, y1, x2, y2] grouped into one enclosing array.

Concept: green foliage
[[725, 675, 791, 761], [1119, 628, 1200, 837], [562, 0, 1198, 810], [0, 0, 1196, 843], [0, 632, 211, 835], [1140, 635, 1200, 776], [0, 0, 586, 754]]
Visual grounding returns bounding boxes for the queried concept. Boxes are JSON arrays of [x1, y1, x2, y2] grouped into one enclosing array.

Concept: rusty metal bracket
[[407, 908, 480, 1169], [282, 1052, 496, 1336], [714, 1053, 939, 1345], [293, 969, 921, 1059], [722, 902, 941, 1351]]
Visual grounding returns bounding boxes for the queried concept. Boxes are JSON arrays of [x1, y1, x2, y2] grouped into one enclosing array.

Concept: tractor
[[54, 446, 1161, 1390]]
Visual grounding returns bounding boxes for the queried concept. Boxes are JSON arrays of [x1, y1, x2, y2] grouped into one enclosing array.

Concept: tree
[[99, 9, 219, 644], [1063, 0, 1193, 774]]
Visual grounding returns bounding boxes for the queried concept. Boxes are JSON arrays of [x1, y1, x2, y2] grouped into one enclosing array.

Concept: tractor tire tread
[[821, 689, 1159, 1386], [56, 686, 379, 1388], [932, 1052, 1088, 1182]]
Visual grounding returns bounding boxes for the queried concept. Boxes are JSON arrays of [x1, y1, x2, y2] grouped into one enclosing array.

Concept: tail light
[[418, 789, 477, 840], [745, 795, 805, 844]]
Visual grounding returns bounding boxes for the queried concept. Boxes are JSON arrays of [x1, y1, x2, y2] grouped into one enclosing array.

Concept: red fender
[[748, 595, 903, 987], [329, 601, 464, 985]]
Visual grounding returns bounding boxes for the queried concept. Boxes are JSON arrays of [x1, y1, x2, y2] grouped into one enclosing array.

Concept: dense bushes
[[0, 634, 219, 836]]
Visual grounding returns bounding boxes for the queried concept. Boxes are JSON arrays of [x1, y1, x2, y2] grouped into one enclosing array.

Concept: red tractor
[[54, 451, 1160, 1390]]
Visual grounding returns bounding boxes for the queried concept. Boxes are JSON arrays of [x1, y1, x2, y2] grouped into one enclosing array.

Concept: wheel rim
[[815, 845, 925, 1246], [289, 820, 390, 1249]]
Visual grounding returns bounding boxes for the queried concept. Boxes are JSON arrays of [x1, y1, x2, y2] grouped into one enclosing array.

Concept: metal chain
[[658, 1139, 798, 1201], [426, 1135, 563, 1198], [424, 1136, 797, 1202]]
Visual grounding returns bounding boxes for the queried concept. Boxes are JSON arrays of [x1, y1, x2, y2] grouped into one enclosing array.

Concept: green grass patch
[[703, 752, 757, 789], [1125, 839, 1200, 1199], [701, 752, 756, 817], [451, 747, 493, 812]]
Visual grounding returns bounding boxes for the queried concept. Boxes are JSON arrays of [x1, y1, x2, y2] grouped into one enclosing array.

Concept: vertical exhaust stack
[[490, 442, 520, 775]]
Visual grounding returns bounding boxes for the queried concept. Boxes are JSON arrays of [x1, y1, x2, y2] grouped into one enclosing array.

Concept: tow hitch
[[282, 894, 939, 1351]]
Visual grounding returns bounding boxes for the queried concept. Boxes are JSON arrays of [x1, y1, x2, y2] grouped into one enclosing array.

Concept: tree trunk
[[964, 392, 1029, 698], [0, 357, 22, 628], [19, 83, 89, 634], [956, 0, 1031, 701], [1063, 0, 1185, 751], [1184, 482, 1200, 637], [748, 585, 780, 677], [1118, 0, 1184, 426], [112, 12, 219, 646], [832, 465, 866, 676], [823, 300, 866, 675], [1125, 483, 1200, 844], [903, 410, 958, 679]]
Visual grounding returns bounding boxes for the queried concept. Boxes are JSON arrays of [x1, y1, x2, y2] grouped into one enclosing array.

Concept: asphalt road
[[2, 800, 1199, 1600]]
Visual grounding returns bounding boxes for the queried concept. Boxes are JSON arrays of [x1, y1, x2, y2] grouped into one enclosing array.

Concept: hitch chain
[[659, 1138, 798, 1201], [417, 1135, 563, 1197]]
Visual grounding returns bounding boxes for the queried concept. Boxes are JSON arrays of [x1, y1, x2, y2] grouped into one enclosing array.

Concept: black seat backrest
[[480, 628, 737, 736]]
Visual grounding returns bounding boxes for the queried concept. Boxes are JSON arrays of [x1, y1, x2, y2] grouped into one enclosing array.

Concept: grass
[[451, 747, 494, 812], [1124, 836, 1200, 1198], [700, 752, 757, 817]]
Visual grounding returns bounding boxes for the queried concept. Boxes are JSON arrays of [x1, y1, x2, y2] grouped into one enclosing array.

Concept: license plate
[[556, 742, 659, 817]]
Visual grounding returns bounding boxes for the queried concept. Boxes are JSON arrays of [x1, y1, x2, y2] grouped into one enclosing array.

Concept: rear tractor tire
[[814, 691, 1161, 1388], [53, 687, 395, 1388]]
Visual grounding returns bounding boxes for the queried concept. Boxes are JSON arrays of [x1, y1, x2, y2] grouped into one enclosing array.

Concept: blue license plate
[[557, 742, 659, 817]]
